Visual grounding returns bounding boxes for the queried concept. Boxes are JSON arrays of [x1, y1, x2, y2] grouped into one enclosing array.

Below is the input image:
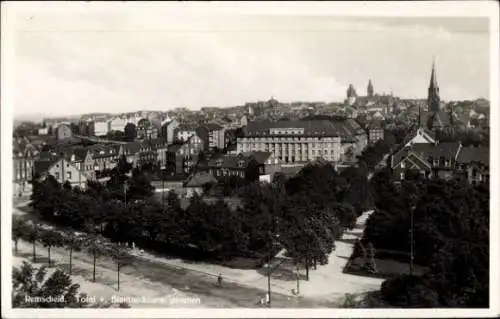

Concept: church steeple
[[367, 79, 374, 97], [427, 58, 440, 113], [347, 84, 357, 98]]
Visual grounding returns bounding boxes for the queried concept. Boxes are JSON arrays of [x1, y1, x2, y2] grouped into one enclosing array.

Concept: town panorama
[[7, 6, 491, 313]]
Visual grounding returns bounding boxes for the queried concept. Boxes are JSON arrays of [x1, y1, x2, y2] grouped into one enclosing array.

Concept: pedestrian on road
[[217, 273, 223, 287]]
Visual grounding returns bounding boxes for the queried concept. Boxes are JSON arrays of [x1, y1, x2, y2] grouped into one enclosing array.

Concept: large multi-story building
[[237, 120, 344, 163], [202, 123, 226, 150]]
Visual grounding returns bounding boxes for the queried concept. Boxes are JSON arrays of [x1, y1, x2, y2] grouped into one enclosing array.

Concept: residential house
[[33, 157, 89, 189], [145, 138, 169, 168], [59, 147, 96, 181], [165, 136, 205, 175], [202, 123, 226, 150], [38, 127, 49, 136], [90, 144, 121, 172], [137, 141, 158, 168], [184, 171, 218, 198], [160, 118, 179, 144], [56, 123, 73, 140], [367, 121, 384, 144], [401, 126, 436, 148], [136, 118, 159, 140], [109, 117, 128, 132], [241, 151, 283, 178], [205, 153, 260, 181], [121, 142, 142, 167], [94, 120, 109, 137], [175, 123, 199, 142], [79, 120, 95, 137], [391, 142, 462, 181], [13, 143, 40, 195], [455, 146, 489, 185]]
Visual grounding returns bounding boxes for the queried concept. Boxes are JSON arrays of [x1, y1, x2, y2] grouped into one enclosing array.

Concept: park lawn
[[344, 256, 428, 279]]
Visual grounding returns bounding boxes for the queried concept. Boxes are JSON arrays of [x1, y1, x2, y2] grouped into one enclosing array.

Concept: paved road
[[12, 201, 334, 308]]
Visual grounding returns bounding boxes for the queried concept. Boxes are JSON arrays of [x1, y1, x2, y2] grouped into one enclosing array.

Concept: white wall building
[[94, 120, 110, 137]]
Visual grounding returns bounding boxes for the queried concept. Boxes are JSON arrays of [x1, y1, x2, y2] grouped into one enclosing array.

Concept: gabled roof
[[177, 123, 198, 131], [167, 143, 184, 153], [185, 171, 217, 187], [203, 123, 223, 131], [144, 138, 168, 149], [456, 146, 489, 166], [427, 142, 461, 159], [122, 142, 142, 155], [241, 151, 272, 165], [392, 142, 462, 169], [33, 158, 60, 176], [58, 147, 89, 162], [207, 154, 253, 169], [367, 120, 383, 130], [392, 143, 434, 168], [280, 165, 305, 177]]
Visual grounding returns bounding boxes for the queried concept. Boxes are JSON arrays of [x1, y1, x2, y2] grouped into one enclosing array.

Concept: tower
[[367, 80, 374, 97], [427, 59, 440, 113], [347, 84, 357, 98]]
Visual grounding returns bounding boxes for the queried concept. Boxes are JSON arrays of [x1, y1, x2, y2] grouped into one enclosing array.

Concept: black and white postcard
[[1, 1, 498, 318]]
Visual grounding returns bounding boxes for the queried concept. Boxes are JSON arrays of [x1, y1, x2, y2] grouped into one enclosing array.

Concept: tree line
[[27, 151, 376, 278], [13, 217, 133, 293], [364, 169, 489, 307]]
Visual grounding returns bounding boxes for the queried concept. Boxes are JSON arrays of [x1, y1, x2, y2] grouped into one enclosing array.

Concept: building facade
[[367, 122, 384, 144], [56, 124, 73, 140], [237, 120, 344, 163], [94, 120, 109, 137], [34, 157, 89, 189], [166, 136, 205, 175]]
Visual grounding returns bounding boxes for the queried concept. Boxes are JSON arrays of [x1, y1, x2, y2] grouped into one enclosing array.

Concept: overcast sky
[[7, 4, 491, 118]]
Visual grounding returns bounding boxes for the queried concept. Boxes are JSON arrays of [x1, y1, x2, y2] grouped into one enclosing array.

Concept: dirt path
[[13, 237, 327, 308], [12, 200, 379, 307]]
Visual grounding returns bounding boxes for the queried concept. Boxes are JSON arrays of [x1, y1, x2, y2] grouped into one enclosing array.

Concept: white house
[[94, 120, 110, 137], [109, 117, 127, 132]]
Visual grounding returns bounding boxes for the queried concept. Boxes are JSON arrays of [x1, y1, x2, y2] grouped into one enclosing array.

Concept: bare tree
[[63, 230, 84, 275], [40, 229, 64, 266], [109, 244, 133, 291], [12, 218, 26, 254], [83, 232, 107, 282]]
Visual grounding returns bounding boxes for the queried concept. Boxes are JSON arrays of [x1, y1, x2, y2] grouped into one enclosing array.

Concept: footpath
[[129, 209, 384, 304]]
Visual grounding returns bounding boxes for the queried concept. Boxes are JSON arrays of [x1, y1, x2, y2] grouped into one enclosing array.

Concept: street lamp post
[[161, 164, 166, 207], [410, 204, 415, 276], [296, 265, 300, 295], [124, 180, 128, 207], [267, 235, 272, 307]]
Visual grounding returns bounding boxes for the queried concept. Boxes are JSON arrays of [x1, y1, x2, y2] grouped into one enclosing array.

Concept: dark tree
[[12, 261, 88, 308], [123, 123, 137, 142]]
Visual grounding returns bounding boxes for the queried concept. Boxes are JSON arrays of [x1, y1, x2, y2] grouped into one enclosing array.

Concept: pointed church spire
[[429, 56, 438, 89], [367, 79, 374, 97], [427, 57, 440, 113]]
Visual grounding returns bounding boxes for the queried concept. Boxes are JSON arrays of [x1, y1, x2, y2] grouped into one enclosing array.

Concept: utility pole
[[267, 230, 272, 307], [410, 204, 415, 276], [296, 265, 300, 295], [161, 164, 166, 207], [124, 180, 128, 207]]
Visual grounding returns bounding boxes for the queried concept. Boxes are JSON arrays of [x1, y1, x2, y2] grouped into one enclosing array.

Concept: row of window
[[54, 171, 73, 180], [242, 136, 338, 142], [241, 144, 339, 151], [211, 169, 245, 178]]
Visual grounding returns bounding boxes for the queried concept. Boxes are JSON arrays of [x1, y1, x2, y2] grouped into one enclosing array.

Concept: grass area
[[343, 256, 428, 279]]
